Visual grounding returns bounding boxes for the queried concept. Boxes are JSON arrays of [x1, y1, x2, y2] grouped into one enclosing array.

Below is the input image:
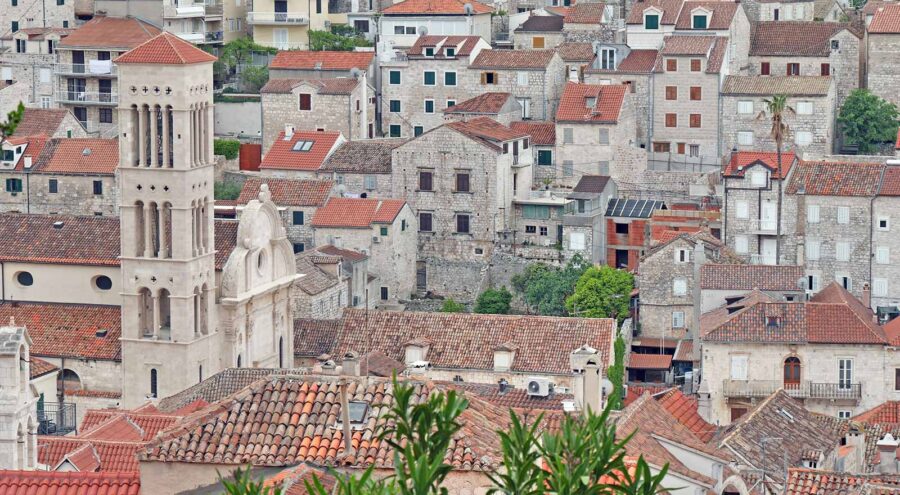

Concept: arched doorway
[[784, 357, 801, 389]]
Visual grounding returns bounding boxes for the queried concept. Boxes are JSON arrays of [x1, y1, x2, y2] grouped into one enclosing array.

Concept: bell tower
[[116, 33, 220, 407]]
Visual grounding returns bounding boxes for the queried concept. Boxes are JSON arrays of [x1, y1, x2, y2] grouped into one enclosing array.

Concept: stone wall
[[871, 195, 900, 310], [316, 170, 392, 198], [474, 54, 567, 121], [584, 73, 651, 149], [651, 58, 721, 159], [291, 276, 347, 319], [0, 53, 57, 108], [867, 33, 900, 108], [27, 173, 118, 216], [637, 237, 696, 339], [514, 31, 567, 50], [214, 101, 262, 139]]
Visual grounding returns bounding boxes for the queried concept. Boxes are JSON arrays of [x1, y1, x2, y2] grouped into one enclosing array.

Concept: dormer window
[[425, 47, 434, 57], [750, 170, 767, 187], [600, 47, 616, 70], [404, 340, 429, 364], [494, 343, 517, 371], [644, 10, 660, 29], [585, 96, 597, 108], [692, 10, 709, 29], [766, 316, 781, 327], [446, 47, 456, 57]]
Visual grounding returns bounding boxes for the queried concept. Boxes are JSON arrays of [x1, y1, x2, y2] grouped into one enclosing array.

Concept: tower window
[[16, 271, 32, 286], [149, 369, 158, 398], [94, 275, 113, 290]]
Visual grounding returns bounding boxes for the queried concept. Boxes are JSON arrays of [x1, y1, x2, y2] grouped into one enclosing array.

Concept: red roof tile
[[627, 353, 672, 369], [260, 130, 343, 171], [626, 0, 684, 25], [700, 264, 806, 290], [786, 160, 884, 196], [408, 35, 484, 57], [0, 471, 140, 495], [868, 4, 900, 33], [556, 82, 626, 123], [62, 443, 102, 472], [11, 108, 72, 137], [556, 42, 594, 62], [656, 388, 717, 442], [260, 77, 361, 95], [81, 416, 146, 443], [674, 1, 738, 29], [444, 92, 512, 114], [786, 468, 900, 494], [470, 49, 558, 69], [880, 166, 900, 196], [751, 21, 855, 56], [614, 49, 659, 72], [115, 32, 217, 65], [38, 437, 143, 473], [0, 303, 122, 360], [237, 177, 333, 207], [58, 17, 160, 49], [65, 389, 122, 398], [509, 121, 555, 145], [446, 117, 528, 149], [37, 138, 119, 175], [5, 135, 49, 172], [885, 316, 900, 346], [564, 3, 605, 23], [0, 213, 119, 265], [723, 151, 796, 178], [382, 0, 492, 14], [660, 34, 718, 55], [623, 384, 671, 406], [314, 245, 368, 262], [30, 356, 58, 378], [853, 401, 900, 425], [80, 410, 182, 441], [311, 197, 406, 228], [269, 51, 374, 71]]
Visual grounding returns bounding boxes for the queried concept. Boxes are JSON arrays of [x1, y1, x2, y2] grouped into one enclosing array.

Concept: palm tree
[[757, 94, 795, 264]]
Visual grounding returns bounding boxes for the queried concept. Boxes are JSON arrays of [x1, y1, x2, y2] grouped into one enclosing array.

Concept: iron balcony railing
[[57, 90, 118, 105], [55, 63, 117, 76], [723, 379, 861, 400], [37, 402, 77, 436]]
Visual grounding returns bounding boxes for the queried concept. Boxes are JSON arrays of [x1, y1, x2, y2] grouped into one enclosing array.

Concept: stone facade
[[867, 32, 900, 108], [471, 53, 567, 122], [0, 325, 38, 471], [871, 191, 900, 313], [584, 72, 652, 149], [55, 46, 125, 136], [0, 33, 64, 110], [0, 0, 73, 34], [514, 30, 566, 50], [757, 0, 816, 21]]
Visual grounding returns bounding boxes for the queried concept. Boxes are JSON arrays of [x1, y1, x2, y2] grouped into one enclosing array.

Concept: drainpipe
[[1, 261, 5, 302], [870, 164, 887, 309]]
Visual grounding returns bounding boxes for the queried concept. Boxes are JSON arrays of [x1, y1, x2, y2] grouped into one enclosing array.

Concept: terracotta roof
[[383, 0, 492, 14], [313, 245, 368, 262], [142, 376, 505, 470], [700, 264, 806, 291], [265, 464, 338, 495], [446, 117, 528, 150], [722, 75, 831, 96], [30, 356, 58, 378], [545, 6, 570, 15], [786, 160, 884, 196], [311, 197, 405, 228], [294, 309, 615, 375], [11, 108, 71, 137], [672, 339, 694, 361], [38, 437, 143, 472], [320, 139, 404, 174], [618, 49, 660, 72], [80, 410, 182, 441], [443, 381, 574, 410], [408, 35, 484, 57], [626, 0, 684, 25], [573, 175, 611, 193], [3, 27, 73, 41], [0, 213, 118, 265], [4, 135, 49, 172], [444, 92, 512, 114], [260, 130, 343, 171], [260, 77, 361, 95], [237, 178, 333, 207], [627, 353, 672, 370], [509, 121, 555, 145], [115, 32, 217, 65], [674, 1, 739, 29], [470, 49, 558, 69], [357, 350, 406, 377], [294, 256, 340, 295], [660, 34, 718, 55], [853, 401, 900, 426], [785, 468, 900, 495], [58, 16, 160, 49], [0, 471, 140, 495], [0, 303, 121, 360], [515, 15, 564, 32], [867, 4, 900, 33], [655, 388, 717, 442], [556, 82, 626, 123], [564, 3, 605, 23], [214, 220, 238, 270], [556, 42, 595, 62], [60, 443, 102, 472], [880, 166, 900, 196], [157, 368, 298, 412], [36, 138, 119, 175], [65, 389, 122, 398], [723, 150, 797, 178], [750, 21, 854, 56], [269, 51, 374, 71]]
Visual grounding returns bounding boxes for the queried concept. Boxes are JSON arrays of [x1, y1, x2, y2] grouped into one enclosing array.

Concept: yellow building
[[249, 0, 333, 49]]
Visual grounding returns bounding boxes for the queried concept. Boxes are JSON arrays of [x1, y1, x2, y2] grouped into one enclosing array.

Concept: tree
[[309, 28, 373, 51], [440, 298, 465, 313], [756, 94, 794, 264], [0, 102, 24, 140], [605, 334, 626, 410], [240, 66, 269, 93], [565, 266, 633, 320], [838, 89, 900, 153], [474, 287, 512, 314], [511, 255, 589, 316]]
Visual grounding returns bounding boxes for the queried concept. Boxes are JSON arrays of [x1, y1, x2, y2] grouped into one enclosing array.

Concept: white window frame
[[807, 204, 820, 224], [806, 240, 821, 261], [837, 206, 850, 224], [878, 215, 891, 231], [423, 70, 436, 86], [874, 278, 888, 297], [444, 70, 457, 86], [737, 100, 753, 114], [750, 170, 767, 187], [730, 355, 748, 380], [796, 101, 814, 115], [424, 99, 435, 114], [795, 131, 813, 146], [600, 47, 617, 70], [735, 200, 749, 219], [563, 128, 574, 144], [837, 273, 852, 291], [672, 311, 685, 328], [877, 246, 890, 265], [673, 278, 687, 296], [517, 71, 529, 86], [737, 131, 754, 146], [735, 235, 749, 254], [838, 358, 853, 390], [835, 241, 850, 262], [674, 248, 690, 263]]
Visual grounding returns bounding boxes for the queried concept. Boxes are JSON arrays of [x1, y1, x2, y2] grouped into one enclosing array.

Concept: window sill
[[415, 189, 434, 193], [452, 190, 473, 194]]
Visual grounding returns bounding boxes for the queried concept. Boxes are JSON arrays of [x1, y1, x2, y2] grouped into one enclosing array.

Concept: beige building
[[378, 0, 493, 49], [513, 15, 565, 50], [0, 28, 72, 110], [248, 0, 332, 49], [317, 138, 405, 197], [469, 49, 566, 121]]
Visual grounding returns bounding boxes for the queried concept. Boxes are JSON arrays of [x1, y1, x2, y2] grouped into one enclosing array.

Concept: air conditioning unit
[[372, 236, 381, 243], [526, 377, 553, 397]]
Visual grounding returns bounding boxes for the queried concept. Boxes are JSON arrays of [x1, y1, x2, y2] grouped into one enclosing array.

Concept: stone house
[[259, 76, 374, 156], [236, 177, 335, 254], [311, 197, 416, 303], [378, 0, 493, 49], [866, 5, 900, 108], [390, 117, 533, 300], [0, 28, 72, 109], [606, 198, 665, 270], [11, 108, 88, 139], [468, 49, 567, 121], [291, 252, 348, 319], [556, 42, 596, 83], [754, 0, 817, 21], [317, 138, 406, 197], [314, 244, 372, 308], [510, 120, 556, 184], [268, 51, 376, 80], [562, 3, 614, 42], [380, 35, 491, 138], [564, 175, 617, 263], [699, 264, 806, 313], [510, 190, 570, 259], [868, 165, 900, 317], [443, 92, 522, 125], [0, 0, 73, 35], [748, 22, 860, 109], [721, 75, 835, 158], [554, 82, 639, 188], [672, 1, 751, 76], [258, 128, 345, 178], [56, 17, 161, 135], [513, 14, 565, 49], [721, 151, 798, 266], [650, 35, 728, 161], [624, 0, 682, 50]]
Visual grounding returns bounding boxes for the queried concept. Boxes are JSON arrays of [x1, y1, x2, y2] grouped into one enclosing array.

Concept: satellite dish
[[350, 67, 362, 79], [601, 379, 614, 397], [797, 277, 808, 290], [336, 184, 347, 196], [464, 2, 473, 14], [418, 26, 428, 35]]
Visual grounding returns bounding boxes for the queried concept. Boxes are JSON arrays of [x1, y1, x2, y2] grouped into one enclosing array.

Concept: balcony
[[55, 62, 117, 77], [205, 2, 223, 16], [37, 402, 77, 436], [57, 91, 118, 105], [723, 379, 861, 401], [163, 4, 206, 17], [247, 11, 310, 25], [205, 30, 224, 42], [749, 253, 777, 265], [748, 218, 778, 234]]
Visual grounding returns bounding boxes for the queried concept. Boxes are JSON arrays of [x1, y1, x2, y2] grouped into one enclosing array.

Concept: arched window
[[149, 368, 158, 398], [237, 354, 241, 368], [279, 337, 284, 368], [59, 369, 81, 391], [784, 357, 801, 389]]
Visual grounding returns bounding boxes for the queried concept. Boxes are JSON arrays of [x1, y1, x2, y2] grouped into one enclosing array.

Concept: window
[[380, 226, 388, 236], [878, 216, 890, 231], [807, 204, 820, 223], [735, 200, 749, 219], [444, 71, 456, 86], [41, 97, 51, 109], [674, 248, 690, 263], [878, 246, 890, 264], [418, 170, 433, 191], [298, 93, 312, 111], [517, 71, 529, 86], [874, 278, 888, 297], [446, 99, 456, 108], [838, 359, 853, 389], [665, 113, 677, 127], [293, 243, 305, 253], [787, 63, 800, 75], [599, 161, 609, 175], [523, 139, 529, 150], [446, 47, 456, 57], [666, 59, 677, 71], [615, 222, 629, 234], [673, 278, 687, 295], [11, 21, 18, 33], [735, 235, 749, 254], [691, 144, 700, 157], [672, 311, 685, 328], [598, 128, 609, 145], [389, 125, 401, 137], [419, 212, 433, 232], [292, 211, 304, 225], [525, 225, 536, 234], [16, 271, 32, 286], [99, 108, 112, 123], [653, 142, 671, 152], [364, 175, 377, 190], [380, 286, 389, 300], [424, 99, 434, 113], [292, 140, 314, 152], [836, 241, 850, 261], [92, 180, 102, 195], [644, 13, 659, 29], [689, 114, 701, 128], [665, 86, 677, 100], [738, 100, 753, 114], [795, 131, 813, 146], [408, 125, 422, 137], [895, 369, 900, 391], [837, 206, 850, 224], [691, 59, 701, 71], [12, 0, 17, 5], [149, 369, 158, 398], [570, 232, 585, 250], [692, 14, 707, 29], [831, 39, 840, 50], [15, 39, 24, 53], [563, 128, 574, 144], [425, 47, 434, 57], [806, 240, 820, 260], [730, 355, 748, 380], [481, 72, 498, 84], [389, 70, 401, 85], [423, 71, 436, 85], [737, 131, 754, 146], [538, 150, 552, 165], [5, 178, 22, 192], [761, 62, 770, 75], [540, 226, 548, 236], [48, 179, 57, 193], [455, 172, 470, 192], [389, 100, 401, 113], [600, 48, 616, 70], [524, 205, 551, 219], [94, 275, 112, 290], [456, 214, 470, 233], [821, 63, 830, 76], [532, 36, 545, 48], [807, 274, 820, 292], [839, 274, 853, 291], [690, 86, 701, 100], [796, 101, 813, 115]]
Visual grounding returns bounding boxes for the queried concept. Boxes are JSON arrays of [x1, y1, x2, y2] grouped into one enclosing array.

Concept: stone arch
[[138, 287, 153, 337], [134, 201, 145, 257], [59, 368, 81, 391], [720, 474, 750, 495], [199, 283, 209, 335], [158, 288, 171, 338], [784, 355, 802, 389], [150, 368, 158, 398]]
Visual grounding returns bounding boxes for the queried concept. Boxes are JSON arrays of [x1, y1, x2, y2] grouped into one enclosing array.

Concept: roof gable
[[269, 50, 374, 71], [556, 82, 626, 123], [115, 32, 217, 65], [260, 130, 343, 171], [58, 16, 160, 49]]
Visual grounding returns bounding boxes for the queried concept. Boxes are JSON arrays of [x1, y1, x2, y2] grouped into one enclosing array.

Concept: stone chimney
[[321, 359, 339, 376], [342, 351, 361, 376], [862, 282, 872, 313], [843, 423, 868, 473], [877, 433, 899, 474]]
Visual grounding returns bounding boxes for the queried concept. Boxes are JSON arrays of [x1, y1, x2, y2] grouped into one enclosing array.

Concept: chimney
[[342, 351, 361, 376], [284, 124, 295, 139], [321, 359, 339, 375], [581, 358, 603, 413], [862, 282, 872, 312], [498, 378, 509, 394], [338, 379, 354, 455], [877, 433, 899, 474], [23, 156, 31, 169]]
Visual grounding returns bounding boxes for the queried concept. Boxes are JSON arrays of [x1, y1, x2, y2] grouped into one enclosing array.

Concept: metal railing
[[246, 11, 310, 24], [647, 151, 722, 173], [206, 31, 224, 42], [749, 253, 777, 265], [57, 91, 118, 104], [723, 379, 861, 400], [55, 63, 117, 76], [746, 218, 778, 234], [37, 402, 77, 436]]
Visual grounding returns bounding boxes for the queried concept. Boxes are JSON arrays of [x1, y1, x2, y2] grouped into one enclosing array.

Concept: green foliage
[[606, 334, 626, 410], [474, 287, 512, 314], [240, 66, 269, 93], [0, 102, 24, 140], [309, 28, 373, 51], [220, 37, 277, 69], [838, 89, 900, 153], [850, 0, 866, 9], [487, 413, 545, 495], [219, 467, 282, 495], [215, 181, 243, 200], [511, 255, 589, 316], [440, 298, 465, 313], [214, 139, 241, 159], [565, 266, 633, 320]]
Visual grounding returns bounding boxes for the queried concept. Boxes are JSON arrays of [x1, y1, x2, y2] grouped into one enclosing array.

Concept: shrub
[[214, 181, 243, 200], [474, 287, 512, 314], [214, 139, 240, 160]]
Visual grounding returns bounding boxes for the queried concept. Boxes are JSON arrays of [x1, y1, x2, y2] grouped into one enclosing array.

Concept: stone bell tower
[[115, 33, 219, 407]]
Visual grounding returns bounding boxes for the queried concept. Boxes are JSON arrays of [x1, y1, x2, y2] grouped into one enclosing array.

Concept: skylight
[[347, 401, 369, 423], [292, 140, 314, 152]]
